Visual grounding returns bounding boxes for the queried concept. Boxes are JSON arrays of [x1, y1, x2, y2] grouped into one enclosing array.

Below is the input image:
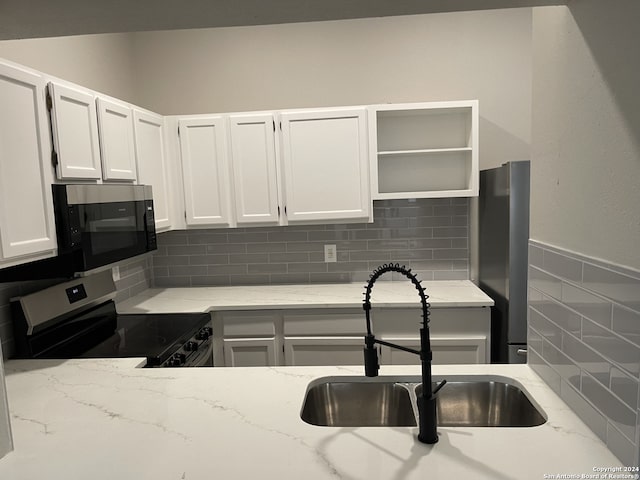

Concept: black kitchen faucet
[[362, 263, 446, 444]]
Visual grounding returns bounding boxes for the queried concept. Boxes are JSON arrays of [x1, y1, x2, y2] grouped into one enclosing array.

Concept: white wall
[[131, 9, 532, 169], [0, 33, 137, 105], [531, 2, 640, 270], [0, 10, 532, 169]]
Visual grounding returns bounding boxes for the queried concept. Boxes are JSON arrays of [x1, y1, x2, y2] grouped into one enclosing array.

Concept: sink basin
[[300, 376, 546, 428], [416, 381, 546, 427], [300, 381, 416, 427]]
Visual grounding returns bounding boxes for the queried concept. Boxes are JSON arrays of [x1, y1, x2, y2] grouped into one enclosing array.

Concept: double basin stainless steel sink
[[300, 375, 546, 428]]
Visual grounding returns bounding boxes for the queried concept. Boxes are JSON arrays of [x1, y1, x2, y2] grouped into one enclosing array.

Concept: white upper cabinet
[[369, 100, 479, 199], [0, 62, 57, 265], [96, 97, 137, 181], [228, 113, 280, 225], [279, 108, 370, 223], [133, 110, 171, 231], [178, 116, 233, 227], [48, 81, 102, 180]]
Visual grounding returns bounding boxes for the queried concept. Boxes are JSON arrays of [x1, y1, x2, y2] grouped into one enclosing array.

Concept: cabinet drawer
[[222, 312, 280, 337], [283, 310, 365, 336], [379, 335, 488, 364], [374, 307, 490, 336], [284, 337, 364, 366]]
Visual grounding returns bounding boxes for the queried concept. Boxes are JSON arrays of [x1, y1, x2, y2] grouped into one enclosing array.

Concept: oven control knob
[[172, 353, 186, 366], [196, 327, 212, 340], [167, 356, 182, 367], [184, 341, 199, 351]]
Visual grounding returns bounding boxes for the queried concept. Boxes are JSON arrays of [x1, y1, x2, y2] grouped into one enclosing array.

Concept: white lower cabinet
[[223, 338, 279, 367], [213, 311, 283, 367], [282, 310, 365, 366], [375, 307, 491, 364], [213, 307, 490, 367]]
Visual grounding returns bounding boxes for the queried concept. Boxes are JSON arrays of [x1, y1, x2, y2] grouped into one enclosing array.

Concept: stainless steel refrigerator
[[478, 160, 530, 363]]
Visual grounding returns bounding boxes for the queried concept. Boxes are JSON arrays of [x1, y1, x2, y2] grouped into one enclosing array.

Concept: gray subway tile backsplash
[[606, 422, 638, 467], [432, 227, 468, 238], [529, 349, 562, 395], [541, 296, 581, 337], [529, 266, 563, 300], [581, 372, 637, 442], [542, 249, 583, 283], [583, 263, 640, 313], [432, 270, 468, 281], [610, 366, 639, 412], [529, 307, 563, 349], [528, 239, 640, 466], [560, 379, 608, 442], [562, 332, 611, 387], [582, 318, 640, 378], [561, 282, 613, 328], [541, 339, 581, 390], [613, 305, 640, 348], [152, 198, 469, 287]]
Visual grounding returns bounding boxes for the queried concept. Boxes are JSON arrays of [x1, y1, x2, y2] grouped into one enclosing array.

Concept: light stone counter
[[116, 280, 494, 314], [0, 361, 621, 480]]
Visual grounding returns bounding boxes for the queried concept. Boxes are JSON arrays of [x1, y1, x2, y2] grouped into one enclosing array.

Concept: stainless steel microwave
[[53, 184, 157, 270], [0, 184, 157, 282]]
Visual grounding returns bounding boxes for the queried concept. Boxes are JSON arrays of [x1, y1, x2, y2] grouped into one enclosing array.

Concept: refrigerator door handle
[[516, 348, 528, 357]]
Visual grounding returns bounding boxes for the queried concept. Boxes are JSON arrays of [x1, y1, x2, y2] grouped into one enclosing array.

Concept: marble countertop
[[0, 360, 619, 480], [116, 280, 494, 314]]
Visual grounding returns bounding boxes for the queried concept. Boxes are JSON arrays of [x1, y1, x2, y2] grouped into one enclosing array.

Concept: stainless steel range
[[11, 270, 212, 368]]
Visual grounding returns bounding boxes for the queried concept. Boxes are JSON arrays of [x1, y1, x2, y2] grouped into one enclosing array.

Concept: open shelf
[[369, 101, 478, 200], [378, 150, 473, 195], [378, 147, 473, 157]]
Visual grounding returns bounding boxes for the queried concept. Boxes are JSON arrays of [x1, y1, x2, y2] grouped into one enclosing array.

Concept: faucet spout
[[362, 263, 444, 445]]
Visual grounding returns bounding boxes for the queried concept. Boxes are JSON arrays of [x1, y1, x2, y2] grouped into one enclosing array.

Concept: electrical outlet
[[324, 244, 337, 263], [112, 266, 120, 282]]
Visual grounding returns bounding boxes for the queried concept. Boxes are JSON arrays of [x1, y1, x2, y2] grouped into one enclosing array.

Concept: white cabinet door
[[48, 82, 101, 180], [223, 338, 278, 367], [379, 337, 488, 365], [284, 337, 364, 366], [279, 108, 370, 223], [0, 63, 56, 264], [178, 117, 232, 227], [96, 97, 137, 181], [133, 110, 171, 231], [430, 337, 487, 364], [229, 113, 280, 225]]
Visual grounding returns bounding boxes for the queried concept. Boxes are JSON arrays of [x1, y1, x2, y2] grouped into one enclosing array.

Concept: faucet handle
[[432, 379, 447, 397]]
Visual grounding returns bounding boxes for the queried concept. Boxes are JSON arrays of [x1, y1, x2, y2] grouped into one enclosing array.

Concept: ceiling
[[0, 0, 570, 40]]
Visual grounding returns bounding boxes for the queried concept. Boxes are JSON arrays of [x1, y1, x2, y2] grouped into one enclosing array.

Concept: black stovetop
[[13, 297, 210, 367], [80, 312, 211, 364]]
